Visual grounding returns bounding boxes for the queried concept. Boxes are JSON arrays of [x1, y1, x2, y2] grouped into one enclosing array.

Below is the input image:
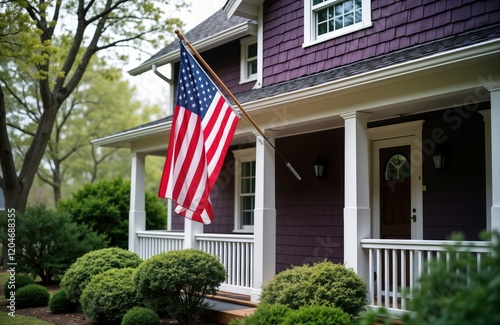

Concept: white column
[[341, 112, 371, 282], [479, 110, 491, 231], [251, 132, 276, 302], [129, 152, 146, 254], [485, 83, 500, 233], [184, 218, 204, 249]]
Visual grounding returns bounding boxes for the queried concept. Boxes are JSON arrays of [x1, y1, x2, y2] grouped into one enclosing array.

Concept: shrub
[[403, 231, 500, 325], [16, 284, 50, 308], [282, 305, 354, 325], [134, 249, 226, 325], [229, 304, 291, 325], [60, 247, 142, 303], [81, 268, 139, 324], [260, 260, 367, 316], [3, 274, 34, 298], [49, 289, 79, 314], [0, 204, 108, 283], [121, 307, 160, 325], [58, 177, 167, 248]]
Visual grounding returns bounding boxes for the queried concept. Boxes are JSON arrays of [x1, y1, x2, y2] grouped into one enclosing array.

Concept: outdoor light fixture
[[432, 152, 445, 170], [313, 156, 326, 179]]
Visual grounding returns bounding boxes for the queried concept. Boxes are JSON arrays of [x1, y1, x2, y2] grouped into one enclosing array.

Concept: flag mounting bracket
[[152, 64, 172, 85]]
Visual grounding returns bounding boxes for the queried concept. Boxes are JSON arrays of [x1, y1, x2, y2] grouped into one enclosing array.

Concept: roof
[[128, 9, 257, 75]]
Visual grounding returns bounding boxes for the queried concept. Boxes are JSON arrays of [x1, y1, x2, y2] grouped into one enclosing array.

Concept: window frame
[[240, 36, 258, 83], [303, 0, 372, 47], [233, 147, 256, 233]]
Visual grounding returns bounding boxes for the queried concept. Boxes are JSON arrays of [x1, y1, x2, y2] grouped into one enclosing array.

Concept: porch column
[[129, 152, 146, 254], [485, 83, 500, 233], [251, 131, 276, 302], [341, 112, 371, 282], [184, 218, 204, 249]]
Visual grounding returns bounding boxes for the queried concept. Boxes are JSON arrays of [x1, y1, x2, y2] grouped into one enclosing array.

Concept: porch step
[[204, 291, 256, 324]]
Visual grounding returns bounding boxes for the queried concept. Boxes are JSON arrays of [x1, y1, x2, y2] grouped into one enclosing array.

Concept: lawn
[[0, 311, 52, 324]]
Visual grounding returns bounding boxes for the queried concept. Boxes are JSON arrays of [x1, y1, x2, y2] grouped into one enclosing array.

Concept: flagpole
[[175, 29, 301, 181]]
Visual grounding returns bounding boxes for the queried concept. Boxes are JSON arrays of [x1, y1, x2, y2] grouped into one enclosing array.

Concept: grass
[[0, 311, 52, 324]]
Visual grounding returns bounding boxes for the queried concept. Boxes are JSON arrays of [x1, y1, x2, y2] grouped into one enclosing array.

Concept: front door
[[379, 145, 411, 240]]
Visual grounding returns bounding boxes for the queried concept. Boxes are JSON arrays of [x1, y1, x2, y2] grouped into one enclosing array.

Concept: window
[[304, 0, 372, 47], [233, 148, 256, 232], [240, 36, 258, 83], [385, 154, 410, 181]]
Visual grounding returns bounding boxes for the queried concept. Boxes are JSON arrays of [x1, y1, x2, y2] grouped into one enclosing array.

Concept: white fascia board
[[128, 22, 257, 76], [91, 120, 172, 148], [224, 0, 260, 20], [242, 38, 500, 112]]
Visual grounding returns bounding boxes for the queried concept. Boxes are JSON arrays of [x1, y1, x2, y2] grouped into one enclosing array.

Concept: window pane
[[241, 161, 253, 177], [344, 0, 353, 12], [355, 0, 362, 9], [318, 22, 327, 35], [335, 16, 343, 29], [318, 8, 328, 22], [242, 211, 254, 226], [248, 60, 257, 77], [335, 3, 343, 16], [248, 43, 257, 58], [355, 9, 362, 23], [345, 12, 354, 26], [313, 0, 324, 5]]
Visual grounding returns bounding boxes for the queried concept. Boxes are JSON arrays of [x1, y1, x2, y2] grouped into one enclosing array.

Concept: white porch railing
[[196, 233, 254, 295], [136, 231, 254, 296], [361, 239, 492, 311], [136, 231, 184, 259]]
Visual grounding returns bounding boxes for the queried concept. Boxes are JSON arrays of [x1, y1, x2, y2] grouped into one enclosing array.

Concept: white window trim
[[303, 0, 372, 48], [240, 36, 258, 84], [233, 147, 256, 233]]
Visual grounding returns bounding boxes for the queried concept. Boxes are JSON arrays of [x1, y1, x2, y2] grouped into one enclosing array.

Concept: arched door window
[[384, 154, 410, 181]]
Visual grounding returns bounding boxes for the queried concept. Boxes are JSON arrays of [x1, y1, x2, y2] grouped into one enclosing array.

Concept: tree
[[0, 204, 108, 283], [58, 177, 167, 248], [35, 57, 163, 205], [0, 0, 186, 212]]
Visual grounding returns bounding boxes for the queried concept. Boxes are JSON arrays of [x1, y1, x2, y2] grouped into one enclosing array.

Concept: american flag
[[158, 41, 240, 224]]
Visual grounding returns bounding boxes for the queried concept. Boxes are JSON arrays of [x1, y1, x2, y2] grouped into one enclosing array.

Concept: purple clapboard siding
[[262, 0, 500, 86]]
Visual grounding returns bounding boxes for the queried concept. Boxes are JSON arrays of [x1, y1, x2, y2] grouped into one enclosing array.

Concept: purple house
[[94, 0, 500, 311]]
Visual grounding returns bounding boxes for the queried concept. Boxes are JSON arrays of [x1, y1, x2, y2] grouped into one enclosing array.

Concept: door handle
[[411, 208, 417, 222]]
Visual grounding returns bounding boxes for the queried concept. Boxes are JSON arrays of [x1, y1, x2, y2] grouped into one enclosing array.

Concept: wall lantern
[[432, 152, 445, 170], [313, 156, 327, 179]]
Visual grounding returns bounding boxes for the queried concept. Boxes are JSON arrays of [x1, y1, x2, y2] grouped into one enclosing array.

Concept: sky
[[127, 0, 228, 114]]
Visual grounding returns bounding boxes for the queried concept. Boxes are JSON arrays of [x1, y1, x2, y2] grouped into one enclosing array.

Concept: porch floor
[[204, 291, 257, 324]]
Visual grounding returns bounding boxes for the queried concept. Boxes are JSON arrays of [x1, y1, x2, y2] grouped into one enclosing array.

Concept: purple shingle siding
[[262, 0, 500, 87]]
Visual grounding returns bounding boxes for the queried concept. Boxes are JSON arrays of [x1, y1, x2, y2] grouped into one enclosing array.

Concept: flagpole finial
[[175, 29, 185, 41]]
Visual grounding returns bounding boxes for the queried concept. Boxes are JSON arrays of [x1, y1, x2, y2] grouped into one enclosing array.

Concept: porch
[[134, 230, 492, 312]]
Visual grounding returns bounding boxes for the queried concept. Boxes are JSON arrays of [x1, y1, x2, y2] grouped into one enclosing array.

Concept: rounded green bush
[[49, 288, 79, 314], [135, 249, 226, 324], [260, 260, 367, 316], [230, 304, 291, 325], [16, 284, 50, 308], [81, 268, 139, 324], [3, 274, 34, 298], [283, 305, 354, 325], [121, 307, 160, 325], [60, 247, 142, 303]]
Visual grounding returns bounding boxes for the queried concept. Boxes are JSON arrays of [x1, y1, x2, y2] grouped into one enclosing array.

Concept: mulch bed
[[0, 283, 218, 324]]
